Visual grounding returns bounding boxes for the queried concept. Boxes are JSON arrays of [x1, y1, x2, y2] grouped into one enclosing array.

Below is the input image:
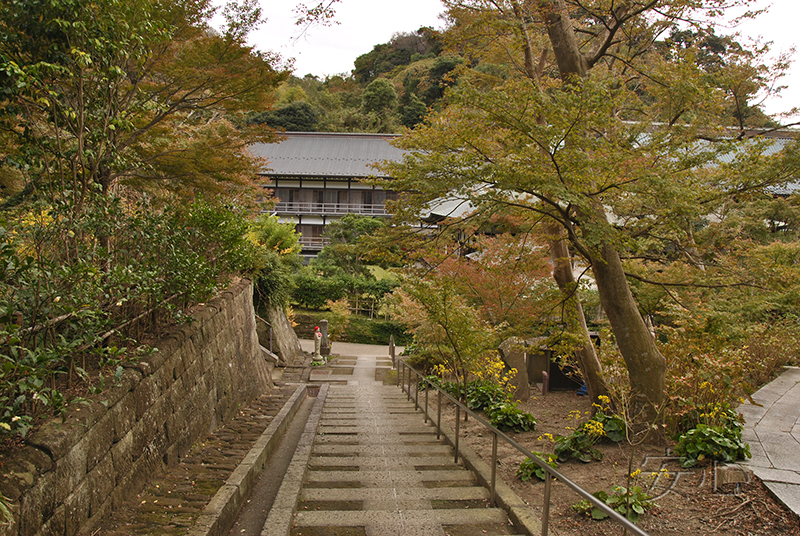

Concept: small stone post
[[312, 326, 324, 363], [319, 319, 331, 356]]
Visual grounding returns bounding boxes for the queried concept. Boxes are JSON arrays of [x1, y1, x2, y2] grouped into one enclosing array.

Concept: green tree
[[0, 0, 287, 206], [354, 29, 442, 84], [400, 94, 428, 128], [248, 102, 320, 131], [393, 274, 501, 401], [381, 0, 791, 420], [249, 215, 302, 307], [361, 78, 398, 116], [314, 214, 386, 278]]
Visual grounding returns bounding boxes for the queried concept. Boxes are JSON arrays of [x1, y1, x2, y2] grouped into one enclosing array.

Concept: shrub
[[0, 196, 260, 437], [573, 484, 653, 523], [339, 316, 411, 345], [517, 452, 559, 482], [485, 401, 537, 432], [672, 405, 750, 468], [554, 429, 604, 463], [405, 348, 445, 375], [590, 410, 626, 443], [553, 407, 625, 463], [419, 376, 460, 398], [466, 380, 509, 411]]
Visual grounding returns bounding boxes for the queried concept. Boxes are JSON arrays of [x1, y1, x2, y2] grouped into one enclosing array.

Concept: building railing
[[273, 201, 390, 216], [395, 358, 651, 536], [297, 236, 329, 250]]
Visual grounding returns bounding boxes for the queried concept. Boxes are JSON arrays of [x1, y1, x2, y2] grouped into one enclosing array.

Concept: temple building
[[250, 132, 404, 256]]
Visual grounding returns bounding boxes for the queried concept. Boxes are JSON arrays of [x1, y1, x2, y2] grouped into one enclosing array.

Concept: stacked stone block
[[0, 279, 271, 536]]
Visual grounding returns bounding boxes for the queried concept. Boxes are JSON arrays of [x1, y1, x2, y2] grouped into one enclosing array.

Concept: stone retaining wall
[[0, 279, 272, 536]]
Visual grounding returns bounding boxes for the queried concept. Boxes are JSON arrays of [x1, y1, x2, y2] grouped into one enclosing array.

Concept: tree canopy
[[379, 0, 799, 420], [0, 0, 288, 205], [0, 0, 291, 439]]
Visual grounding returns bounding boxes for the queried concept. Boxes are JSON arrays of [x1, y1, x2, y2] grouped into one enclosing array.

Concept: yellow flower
[[583, 420, 605, 439]]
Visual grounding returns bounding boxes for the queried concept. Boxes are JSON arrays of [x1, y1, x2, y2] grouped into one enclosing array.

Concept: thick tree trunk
[[537, 0, 587, 78], [590, 243, 666, 421], [547, 226, 610, 404], [532, 0, 666, 421]]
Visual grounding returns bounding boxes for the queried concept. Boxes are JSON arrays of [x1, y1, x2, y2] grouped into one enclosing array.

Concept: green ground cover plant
[[573, 483, 654, 523], [553, 403, 626, 463], [484, 401, 537, 432], [673, 403, 750, 467], [517, 452, 559, 482]]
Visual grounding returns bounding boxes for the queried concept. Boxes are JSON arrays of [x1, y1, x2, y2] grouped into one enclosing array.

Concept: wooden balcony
[[298, 236, 329, 251], [273, 202, 390, 217]]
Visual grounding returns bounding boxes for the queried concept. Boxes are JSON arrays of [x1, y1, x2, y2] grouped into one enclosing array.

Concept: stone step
[[319, 416, 428, 424], [313, 435, 444, 445], [308, 455, 456, 468], [317, 425, 439, 434], [292, 508, 509, 529], [274, 354, 532, 536], [304, 469, 477, 485], [300, 486, 490, 502], [312, 444, 453, 456]]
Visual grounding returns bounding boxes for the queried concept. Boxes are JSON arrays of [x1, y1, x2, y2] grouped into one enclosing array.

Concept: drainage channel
[[226, 395, 316, 536]]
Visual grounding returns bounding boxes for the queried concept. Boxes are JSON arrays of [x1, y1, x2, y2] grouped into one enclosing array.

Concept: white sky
[[240, 0, 798, 119]]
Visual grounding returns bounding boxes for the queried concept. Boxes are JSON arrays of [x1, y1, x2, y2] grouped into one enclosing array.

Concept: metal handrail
[[396, 358, 650, 536]]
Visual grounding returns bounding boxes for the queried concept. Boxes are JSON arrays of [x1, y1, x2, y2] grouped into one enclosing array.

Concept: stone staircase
[[288, 358, 525, 536]]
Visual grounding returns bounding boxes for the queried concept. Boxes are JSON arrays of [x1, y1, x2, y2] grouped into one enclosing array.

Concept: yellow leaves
[[20, 208, 53, 228]]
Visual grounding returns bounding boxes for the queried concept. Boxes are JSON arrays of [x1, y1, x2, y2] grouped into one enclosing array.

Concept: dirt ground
[[437, 388, 800, 536]]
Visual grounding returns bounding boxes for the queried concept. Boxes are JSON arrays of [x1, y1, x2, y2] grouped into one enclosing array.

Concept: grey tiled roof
[[249, 132, 405, 178]]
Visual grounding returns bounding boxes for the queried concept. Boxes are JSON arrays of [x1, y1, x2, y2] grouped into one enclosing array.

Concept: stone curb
[[261, 382, 329, 536], [187, 383, 308, 536], [437, 416, 543, 536]]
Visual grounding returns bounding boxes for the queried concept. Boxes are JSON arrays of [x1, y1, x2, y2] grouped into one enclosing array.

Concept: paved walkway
[[739, 366, 800, 516], [285, 341, 524, 536]]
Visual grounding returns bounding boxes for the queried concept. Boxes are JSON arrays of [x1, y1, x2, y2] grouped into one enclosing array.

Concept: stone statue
[[312, 326, 324, 363], [319, 319, 331, 356]]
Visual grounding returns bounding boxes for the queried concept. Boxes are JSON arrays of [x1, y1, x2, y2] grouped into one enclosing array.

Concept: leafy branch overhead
[[0, 0, 289, 203], [378, 0, 800, 422]]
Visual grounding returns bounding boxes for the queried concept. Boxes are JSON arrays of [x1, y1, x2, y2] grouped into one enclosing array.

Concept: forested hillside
[[247, 20, 778, 135], [246, 27, 461, 133]]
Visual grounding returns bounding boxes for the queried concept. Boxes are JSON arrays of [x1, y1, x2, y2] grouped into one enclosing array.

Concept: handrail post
[[437, 390, 442, 440], [424, 384, 429, 423], [393, 358, 652, 536], [414, 370, 419, 411], [542, 472, 552, 536], [400, 361, 405, 393], [454, 405, 460, 464], [490, 432, 498, 507]]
